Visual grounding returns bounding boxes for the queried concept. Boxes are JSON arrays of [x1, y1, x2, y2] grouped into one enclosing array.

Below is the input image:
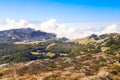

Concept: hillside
[[74, 34, 98, 45], [0, 28, 56, 42], [74, 33, 120, 52], [74, 33, 120, 45], [0, 33, 120, 80], [0, 53, 120, 80]]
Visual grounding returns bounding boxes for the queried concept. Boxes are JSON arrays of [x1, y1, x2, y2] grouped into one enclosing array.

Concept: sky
[[0, 0, 120, 23], [0, 0, 120, 39]]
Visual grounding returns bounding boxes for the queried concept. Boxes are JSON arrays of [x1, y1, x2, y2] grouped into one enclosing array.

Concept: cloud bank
[[101, 24, 118, 34], [0, 18, 119, 39], [0, 18, 36, 30]]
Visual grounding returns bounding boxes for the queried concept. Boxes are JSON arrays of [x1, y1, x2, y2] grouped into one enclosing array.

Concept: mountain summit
[[0, 28, 56, 42]]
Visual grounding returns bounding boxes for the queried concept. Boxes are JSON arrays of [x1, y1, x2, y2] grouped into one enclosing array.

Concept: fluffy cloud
[[101, 24, 118, 34], [0, 18, 119, 39], [38, 18, 119, 39], [38, 18, 81, 39], [0, 18, 36, 30]]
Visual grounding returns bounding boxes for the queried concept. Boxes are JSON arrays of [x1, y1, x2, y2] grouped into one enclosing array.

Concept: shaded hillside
[[0, 33, 120, 64], [0, 41, 73, 64], [0, 28, 56, 42]]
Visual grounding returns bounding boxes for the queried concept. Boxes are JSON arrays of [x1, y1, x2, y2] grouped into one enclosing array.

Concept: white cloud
[[39, 18, 57, 33], [0, 18, 119, 39], [0, 18, 36, 31], [38, 18, 84, 39], [101, 24, 118, 34], [5, 18, 28, 29]]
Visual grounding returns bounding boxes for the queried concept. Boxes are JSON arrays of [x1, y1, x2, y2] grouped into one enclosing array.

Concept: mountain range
[[74, 33, 120, 45], [0, 29, 120, 79], [0, 28, 56, 42]]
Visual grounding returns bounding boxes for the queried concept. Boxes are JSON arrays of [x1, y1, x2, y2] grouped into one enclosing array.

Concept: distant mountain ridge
[[0, 28, 56, 42], [74, 33, 120, 45]]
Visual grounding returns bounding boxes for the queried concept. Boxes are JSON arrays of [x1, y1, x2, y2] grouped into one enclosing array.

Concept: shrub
[[46, 52, 56, 58]]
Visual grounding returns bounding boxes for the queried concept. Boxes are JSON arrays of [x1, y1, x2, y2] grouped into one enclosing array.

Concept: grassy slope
[[0, 53, 120, 80]]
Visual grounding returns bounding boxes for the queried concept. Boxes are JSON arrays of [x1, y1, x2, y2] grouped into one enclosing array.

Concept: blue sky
[[0, 0, 120, 23], [0, 0, 120, 39]]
